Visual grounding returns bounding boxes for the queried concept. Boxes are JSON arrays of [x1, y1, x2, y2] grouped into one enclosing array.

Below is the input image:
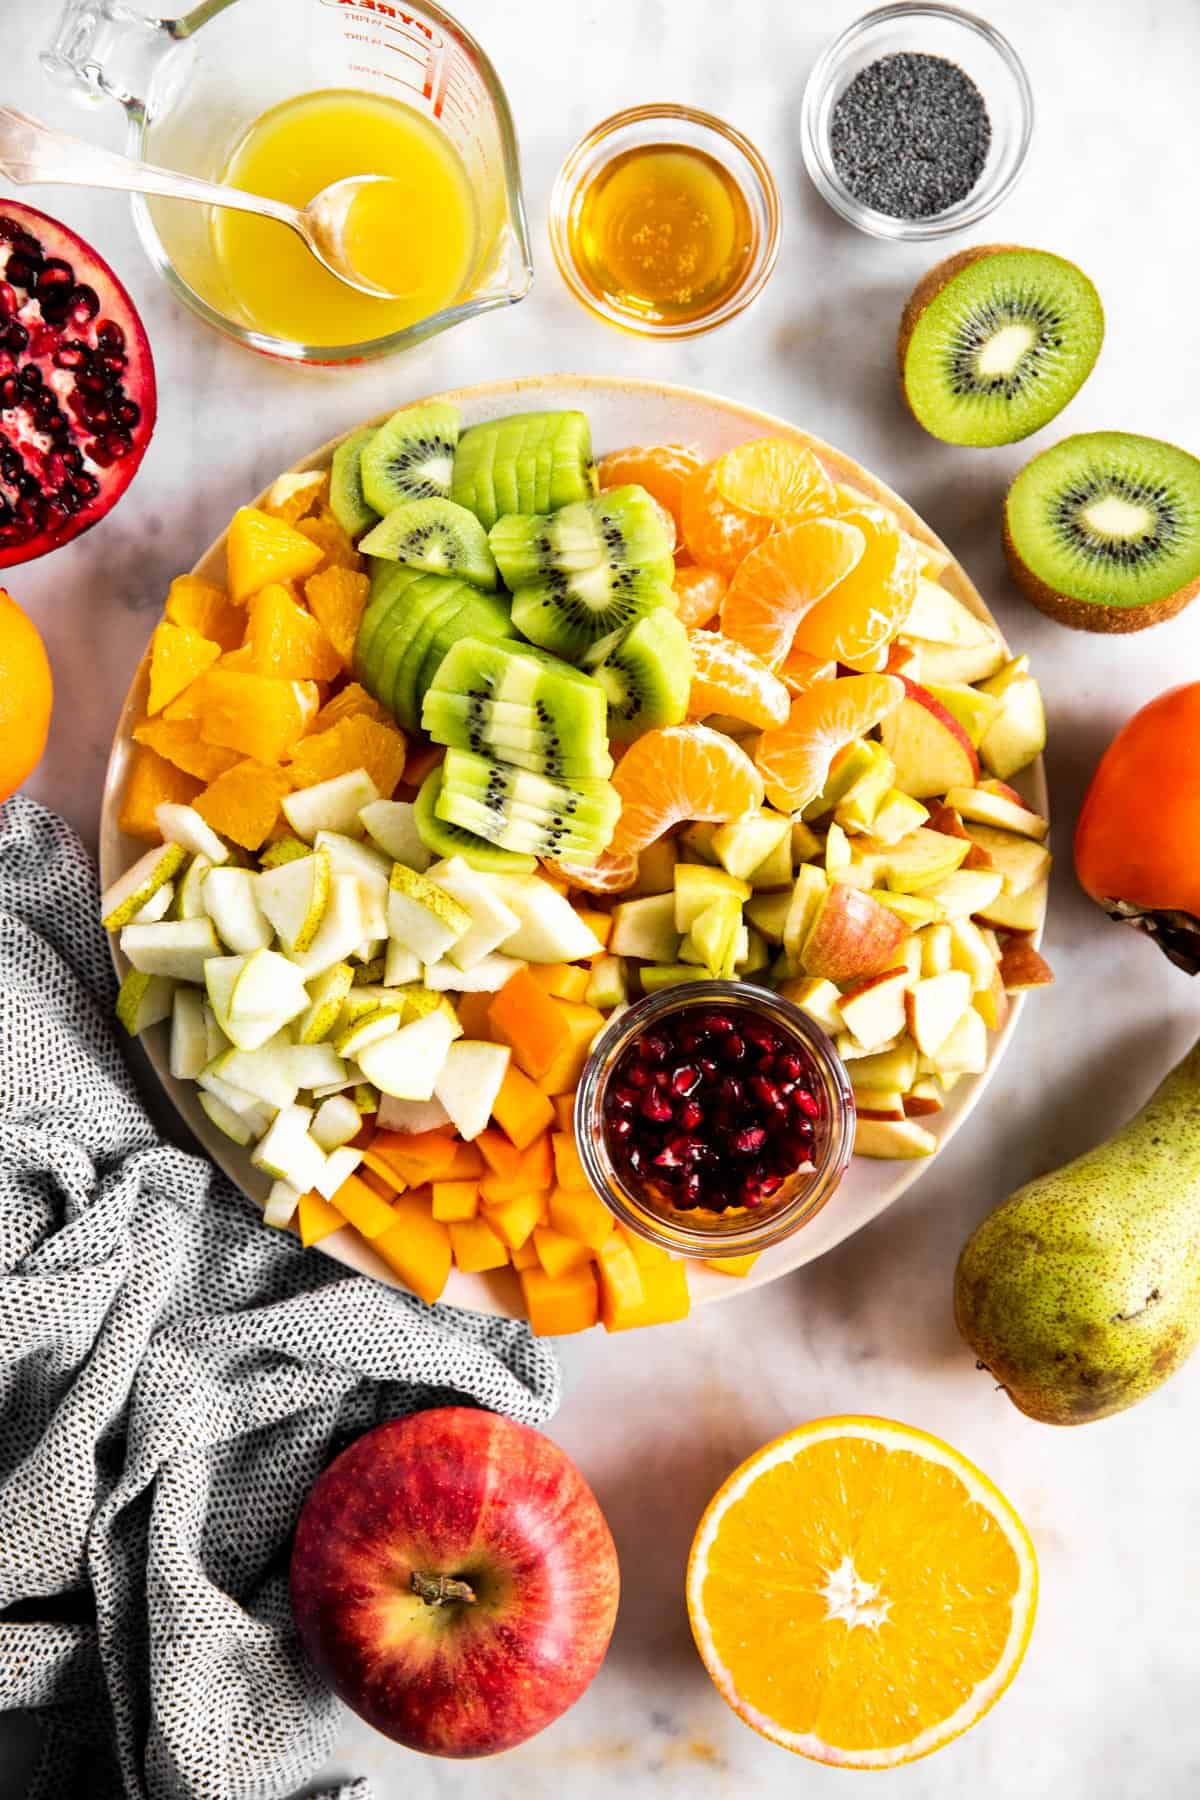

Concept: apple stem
[[410, 1572, 477, 1607]]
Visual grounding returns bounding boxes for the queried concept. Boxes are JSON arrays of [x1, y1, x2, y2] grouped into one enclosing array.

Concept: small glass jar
[[801, 3, 1034, 242], [548, 103, 781, 338], [575, 982, 855, 1259]]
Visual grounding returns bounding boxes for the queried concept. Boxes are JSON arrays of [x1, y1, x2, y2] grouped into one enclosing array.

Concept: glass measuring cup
[[42, 0, 533, 364]]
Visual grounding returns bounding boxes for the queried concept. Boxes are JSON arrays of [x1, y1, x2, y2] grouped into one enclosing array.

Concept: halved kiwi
[[329, 426, 378, 539], [1003, 432, 1200, 633], [586, 609, 693, 740], [360, 402, 460, 514], [899, 247, 1104, 447], [359, 496, 497, 589]]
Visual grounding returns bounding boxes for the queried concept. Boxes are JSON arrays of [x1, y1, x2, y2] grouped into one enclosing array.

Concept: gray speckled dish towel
[[0, 795, 561, 1800]]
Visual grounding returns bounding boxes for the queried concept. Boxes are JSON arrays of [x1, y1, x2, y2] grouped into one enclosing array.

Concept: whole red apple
[[289, 1407, 619, 1757]]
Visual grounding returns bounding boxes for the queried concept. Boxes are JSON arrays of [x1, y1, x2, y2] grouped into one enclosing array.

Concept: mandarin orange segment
[[132, 715, 241, 783], [311, 681, 390, 733], [194, 759, 293, 850], [686, 629, 790, 729], [791, 508, 920, 670], [778, 646, 838, 696], [596, 443, 704, 535], [610, 722, 764, 855], [118, 746, 202, 841], [146, 621, 222, 716], [720, 518, 866, 669], [163, 575, 244, 652], [714, 437, 836, 521], [242, 582, 342, 681], [296, 509, 363, 575], [754, 674, 904, 812], [673, 562, 727, 628], [194, 671, 319, 764], [686, 1418, 1037, 1768], [226, 505, 323, 604], [680, 461, 773, 577], [287, 713, 406, 796], [304, 565, 371, 667], [546, 849, 639, 895]]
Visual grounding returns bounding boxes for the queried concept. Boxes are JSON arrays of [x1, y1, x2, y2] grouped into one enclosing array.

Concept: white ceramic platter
[[100, 374, 1048, 1319]]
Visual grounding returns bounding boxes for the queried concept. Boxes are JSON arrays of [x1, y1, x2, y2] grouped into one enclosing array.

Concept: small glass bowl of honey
[[549, 103, 781, 338]]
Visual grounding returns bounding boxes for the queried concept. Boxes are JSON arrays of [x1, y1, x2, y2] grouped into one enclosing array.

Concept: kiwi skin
[[1002, 455, 1200, 635]]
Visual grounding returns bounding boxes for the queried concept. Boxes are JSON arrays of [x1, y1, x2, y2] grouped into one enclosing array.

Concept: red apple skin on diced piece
[[289, 1408, 619, 1758], [880, 678, 980, 800], [981, 778, 1026, 807], [801, 884, 908, 984], [999, 940, 1055, 990]]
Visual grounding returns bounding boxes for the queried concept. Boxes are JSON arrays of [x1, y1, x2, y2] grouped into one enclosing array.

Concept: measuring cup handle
[[0, 107, 304, 232]]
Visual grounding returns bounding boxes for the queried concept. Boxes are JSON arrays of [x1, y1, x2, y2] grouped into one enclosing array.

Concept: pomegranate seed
[[700, 1012, 733, 1035], [731, 1126, 767, 1157], [627, 1065, 651, 1090], [681, 1173, 703, 1205], [638, 1032, 669, 1065], [670, 1064, 700, 1096], [0, 283, 15, 318], [6, 257, 35, 289], [793, 1090, 821, 1119], [722, 1034, 745, 1064], [653, 1143, 683, 1170], [699, 1057, 719, 1079], [719, 1077, 743, 1106], [640, 1091, 673, 1124], [677, 1099, 703, 1131], [778, 1054, 804, 1082], [96, 318, 126, 351], [69, 283, 99, 321], [750, 1074, 781, 1108], [609, 1116, 632, 1141]]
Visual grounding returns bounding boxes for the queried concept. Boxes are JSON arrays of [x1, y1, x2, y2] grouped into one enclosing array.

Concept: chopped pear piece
[[120, 917, 222, 983], [384, 940, 421, 987], [359, 798, 432, 872], [315, 831, 390, 937], [488, 875, 604, 963], [251, 1104, 328, 1192], [867, 790, 929, 847], [286, 1043, 348, 1088], [427, 857, 522, 970], [334, 1008, 402, 1059], [256, 850, 331, 953], [387, 864, 471, 963], [209, 1038, 300, 1109], [170, 987, 210, 1079], [312, 1144, 363, 1200], [433, 1040, 512, 1141], [375, 1093, 452, 1134], [102, 842, 188, 931], [203, 866, 273, 953], [205, 950, 308, 1052], [198, 1090, 256, 1147], [782, 864, 828, 964], [745, 889, 791, 944], [131, 882, 175, 925], [115, 969, 175, 1036], [195, 1066, 275, 1137], [155, 802, 230, 866], [282, 769, 380, 842], [262, 1180, 302, 1228], [288, 874, 367, 979], [355, 1009, 459, 1100], [295, 961, 354, 1044], [311, 1094, 363, 1151], [423, 952, 526, 992], [175, 853, 214, 920]]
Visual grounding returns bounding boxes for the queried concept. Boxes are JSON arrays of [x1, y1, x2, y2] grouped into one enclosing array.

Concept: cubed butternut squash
[[329, 1172, 400, 1240], [488, 969, 573, 1079], [705, 1253, 761, 1277], [476, 1128, 523, 1180], [445, 1142, 485, 1180], [454, 990, 495, 1041], [604, 1258, 691, 1331], [372, 1197, 451, 1303], [357, 1149, 408, 1194], [572, 906, 613, 951], [518, 1133, 554, 1191], [297, 1188, 345, 1247], [491, 1062, 556, 1149], [534, 1224, 594, 1280], [482, 1188, 544, 1252], [511, 1236, 541, 1271], [548, 1183, 614, 1252], [431, 1180, 479, 1223], [520, 1263, 599, 1336], [616, 1223, 671, 1268], [551, 1132, 589, 1192], [553, 1093, 577, 1133], [595, 1233, 646, 1329], [534, 1001, 605, 1096], [449, 1216, 510, 1273], [529, 963, 591, 1003], [370, 1128, 459, 1186]]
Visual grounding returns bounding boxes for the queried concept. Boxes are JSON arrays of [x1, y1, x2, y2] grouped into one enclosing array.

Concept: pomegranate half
[[0, 202, 156, 568]]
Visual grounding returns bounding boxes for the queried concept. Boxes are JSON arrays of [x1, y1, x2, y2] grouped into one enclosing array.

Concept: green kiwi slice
[[452, 410, 593, 528], [421, 686, 613, 780], [352, 563, 430, 689], [414, 591, 516, 704], [359, 496, 497, 589], [441, 748, 617, 828], [413, 766, 536, 873], [329, 426, 378, 540], [360, 402, 460, 514], [428, 637, 599, 707], [509, 566, 675, 660], [391, 579, 481, 730], [490, 486, 671, 587], [899, 247, 1104, 447], [1003, 431, 1200, 633], [585, 609, 693, 740]]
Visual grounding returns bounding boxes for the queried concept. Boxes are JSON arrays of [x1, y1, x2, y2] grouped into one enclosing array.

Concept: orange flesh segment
[[755, 675, 904, 813], [720, 517, 866, 670], [791, 509, 920, 669], [687, 629, 790, 728], [595, 442, 704, 533], [609, 722, 764, 856], [118, 748, 202, 840], [714, 438, 836, 520], [680, 461, 773, 576]]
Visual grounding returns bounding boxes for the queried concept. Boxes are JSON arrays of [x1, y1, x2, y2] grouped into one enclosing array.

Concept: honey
[[566, 143, 755, 328]]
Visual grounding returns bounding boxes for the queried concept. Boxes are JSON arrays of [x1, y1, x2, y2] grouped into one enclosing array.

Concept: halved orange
[[755, 674, 903, 812], [680, 462, 773, 577], [596, 442, 704, 536], [610, 722, 763, 855], [687, 629, 790, 729], [673, 563, 726, 628], [714, 437, 835, 520], [721, 518, 866, 669], [686, 1416, 1037, 1769], [791, 508, 919, 670]]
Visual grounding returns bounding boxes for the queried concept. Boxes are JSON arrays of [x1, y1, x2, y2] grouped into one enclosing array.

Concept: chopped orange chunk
[[297, 1188, 345, 1247], [194, 759, 293, 850], [329, 1172, 399, 1240], [312, 681, 390, 734], [305, 565, 371, 667], [372, 1195, 451, 1303], [533, 1224, 593, 1280], [132, 716, 240, 783], [548, 1183, 614, 1253], [520, 1262, 599, 1335], [431, 1180, 479, 1223], [491, 1062, 556, 1149], [287, 714, 406, 797], [227, 505, 323, 603], [164, 574, 243, 651], [449, 1215, 509, 1272], [263, 469, 328, 525], [196, 671, 319, 764], [146, 620, 221, 715], [529, 963, 591, 1003], [296, 510, 363, 574], [118, 747, 201, 841], [242, 582, 342, 681]]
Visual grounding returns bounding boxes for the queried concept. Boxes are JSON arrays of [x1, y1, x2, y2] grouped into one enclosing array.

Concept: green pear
[[955, 1037, 1200, 1424]]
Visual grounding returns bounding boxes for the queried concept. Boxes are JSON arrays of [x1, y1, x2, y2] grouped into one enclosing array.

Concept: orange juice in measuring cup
[[42, 0, 533, 362]]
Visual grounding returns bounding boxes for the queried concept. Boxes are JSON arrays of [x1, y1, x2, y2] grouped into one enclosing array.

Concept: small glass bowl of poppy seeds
[[801, 3, 1033, 241], [574, 982, 855, 1259]]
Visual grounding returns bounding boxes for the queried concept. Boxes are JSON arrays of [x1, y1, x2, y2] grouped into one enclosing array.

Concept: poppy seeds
[[829, 52, 992, 220]]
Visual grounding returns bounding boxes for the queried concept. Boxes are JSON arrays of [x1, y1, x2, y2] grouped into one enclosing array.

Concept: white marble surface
[[4, 0, 1200, 1794]]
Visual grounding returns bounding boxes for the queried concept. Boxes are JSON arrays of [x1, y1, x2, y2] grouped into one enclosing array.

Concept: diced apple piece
[[972, 966, 1010, 1032], [999, 940, 1055, 990], [170, 987, 210, 1080], [978, 669, 1046, 779], [948, 917, 997, 991], [435, 1040, 512, 1141], [919, 923, 953, 976], [864, 790, 928, 847], [906, 971, 972, 1056], [833, 741, 895, 834], [839, 967, 909, 1050], [782, 863, 829, 963], [102, 842, 187, 931], [424, 858, 521, 969], [629, 836, 678, 896], [610, 893, 679, 962], [359, 798, 432, 871], [203, 866, 273, 953], [711, 812, 790, 881], [854, 1117, 938, 1158], [931, 1006, 988, 1075], [903, 1077, 944, 1117], [585, 954, 628, 1011], [746, 888, 791, 944], [673, 863, 750, 933], [747, 830, 793, 890], [869, 889, 943, 929], [356, 1009, 458, 1099], [902, 579, 996, 647], [851, 1086, 907, 1120], [283, 769, 380, 841], [923, 681, 1002, 747], [923, 868, 1005, 920], [880, 679, 979, 800], [154, 802, 230, 865], [882, 825, 970, 892], [903, 638, 1007, 686], [802, 883, 907, 984], [844, 1039, 919, 1092], [776, 976, 841, 1037], [943, 786, 1048, 841], [975, 877, 1049, 934], [790, 817, 823, 862], [824, 821, 852, 876], [120, 917, 222, 984], [962, 823, 1050, 896]]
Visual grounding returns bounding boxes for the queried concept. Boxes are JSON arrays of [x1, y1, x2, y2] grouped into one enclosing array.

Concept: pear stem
[[411, 1571, 477, 1607]]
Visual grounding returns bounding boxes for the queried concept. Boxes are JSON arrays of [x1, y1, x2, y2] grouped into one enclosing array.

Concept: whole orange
[[0, 588, 53, 803]]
